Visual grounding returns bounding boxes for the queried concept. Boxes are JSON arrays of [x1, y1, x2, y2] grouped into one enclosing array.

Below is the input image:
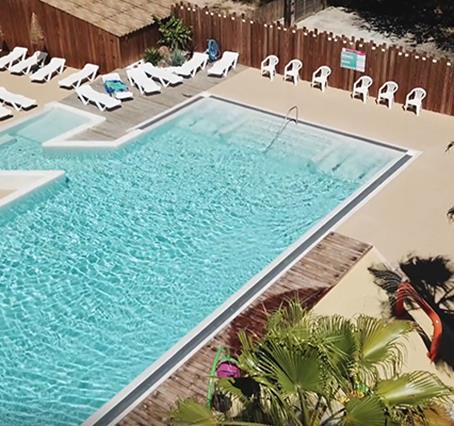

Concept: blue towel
[[104, 80, 128, 95], [207, 39, 220, 62]]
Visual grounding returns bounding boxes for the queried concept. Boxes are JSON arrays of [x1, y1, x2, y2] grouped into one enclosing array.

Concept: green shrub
[[154, 15, 192, 50], [143, 47, 162, 65], [169, 49, 186, 66]]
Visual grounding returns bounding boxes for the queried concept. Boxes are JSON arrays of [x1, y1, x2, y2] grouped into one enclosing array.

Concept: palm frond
[[354, 316, 414, 381], [375, 371, 453, 407], [339, 396, 385, 426], [170, 399, 220, 425]]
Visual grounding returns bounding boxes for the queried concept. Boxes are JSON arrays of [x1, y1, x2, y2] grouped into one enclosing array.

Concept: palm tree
[[170, 300, 452, 425]]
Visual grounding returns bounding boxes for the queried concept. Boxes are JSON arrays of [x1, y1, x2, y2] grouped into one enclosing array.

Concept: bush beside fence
[[172, 3, 454, 116]]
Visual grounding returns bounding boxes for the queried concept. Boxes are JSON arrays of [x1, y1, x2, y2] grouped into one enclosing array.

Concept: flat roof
[[40, 0, 170, 37]]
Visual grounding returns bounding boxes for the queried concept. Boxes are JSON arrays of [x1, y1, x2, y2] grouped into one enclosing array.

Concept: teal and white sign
[[340, 48, 366, 72]]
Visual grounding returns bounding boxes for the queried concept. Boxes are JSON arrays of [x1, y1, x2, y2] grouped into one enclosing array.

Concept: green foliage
[[154, 15, 192, 51], [170, 49, 187, 66], [171, 300, 453, 425], [143, 47, 162, 65]]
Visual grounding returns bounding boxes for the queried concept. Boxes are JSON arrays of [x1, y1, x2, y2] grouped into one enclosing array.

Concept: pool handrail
[[395, 280, 442, 361]]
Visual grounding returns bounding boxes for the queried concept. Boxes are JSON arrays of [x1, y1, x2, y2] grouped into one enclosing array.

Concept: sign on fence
[[340, 48, 366, 72]]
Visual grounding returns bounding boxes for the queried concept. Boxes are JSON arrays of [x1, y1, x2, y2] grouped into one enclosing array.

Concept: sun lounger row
[[0, 46, 67, 83]]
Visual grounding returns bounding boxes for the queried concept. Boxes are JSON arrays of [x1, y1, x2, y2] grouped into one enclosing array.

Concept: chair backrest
[[314, 65, 331, 78], [49, 57, 65, 67], [83, 63, 99, 75], [354, 75, 373, 89], [223, 51, 239, 64], [379, 81, 398, 94], [264, 55, 279, 67], [286, 59, 303, 71], [102, 72, 121, 82], [409, 87, 427, 100], [12, 47, 27, 56]]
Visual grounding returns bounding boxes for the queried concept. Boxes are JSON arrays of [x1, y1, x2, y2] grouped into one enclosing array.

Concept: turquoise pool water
[[0, 98, 402, 424]]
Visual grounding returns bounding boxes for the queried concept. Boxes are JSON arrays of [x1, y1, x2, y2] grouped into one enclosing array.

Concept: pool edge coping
[[83, 93, 419, 426]]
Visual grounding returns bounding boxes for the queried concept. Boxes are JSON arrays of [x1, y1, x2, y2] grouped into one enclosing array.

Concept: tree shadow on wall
[[225, 287, 329, 355], [369, 255, 454, 370]]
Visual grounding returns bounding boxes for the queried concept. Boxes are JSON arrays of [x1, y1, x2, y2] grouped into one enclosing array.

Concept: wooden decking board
[[118, 232, 371, 426], [61, 66, 246, 142]]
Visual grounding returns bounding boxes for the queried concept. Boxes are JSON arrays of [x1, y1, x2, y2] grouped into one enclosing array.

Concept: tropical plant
[[143, 47, 162, 65], [170, 48, 187, 66], [154, 15, 192, 51], [170, 300, 452, 425]]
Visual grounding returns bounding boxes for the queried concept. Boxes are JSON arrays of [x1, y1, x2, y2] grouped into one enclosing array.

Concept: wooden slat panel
[[173, 3, 454, 116]]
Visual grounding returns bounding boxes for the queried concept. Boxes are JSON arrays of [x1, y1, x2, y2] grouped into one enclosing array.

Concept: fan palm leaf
[[338, 396, 386, 426]]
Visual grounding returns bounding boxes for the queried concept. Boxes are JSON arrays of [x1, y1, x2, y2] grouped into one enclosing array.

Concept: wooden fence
[[172, 3, 454, 116]]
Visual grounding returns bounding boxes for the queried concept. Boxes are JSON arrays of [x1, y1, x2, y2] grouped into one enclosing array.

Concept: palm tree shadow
[[225, 287, 329, 355], [369, 255, 454, 369]]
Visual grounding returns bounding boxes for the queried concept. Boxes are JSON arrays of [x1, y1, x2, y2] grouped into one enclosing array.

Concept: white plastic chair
[[283, 59, 303, 85], [0, 105, 13, 120], [140, 62, 184, 86], [352, 76, 373, 103], [311, 65, 331, 92], [404, 87, 426, 116], [377, 81, 399, 109], [261, 55, 279, 81]]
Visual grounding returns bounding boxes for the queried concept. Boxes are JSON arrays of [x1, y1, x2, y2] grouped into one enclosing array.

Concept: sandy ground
[[0, 189, 12, 198], [0, 66, 78, 124], [298, 7, 453, 59], [314, 248, 454, 387], [186, 0, 256, 15]]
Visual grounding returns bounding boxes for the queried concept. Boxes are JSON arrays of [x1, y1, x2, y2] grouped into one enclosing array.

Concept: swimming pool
[[0, 97, 409, 424]]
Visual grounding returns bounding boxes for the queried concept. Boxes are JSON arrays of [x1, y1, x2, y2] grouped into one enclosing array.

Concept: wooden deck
[[118, 232, 372, 426], [60, 66, 246, 141]]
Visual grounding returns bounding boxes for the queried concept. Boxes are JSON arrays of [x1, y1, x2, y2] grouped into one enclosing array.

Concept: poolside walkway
[[60, 65, 246, 141], [118, 232, 371, 425]]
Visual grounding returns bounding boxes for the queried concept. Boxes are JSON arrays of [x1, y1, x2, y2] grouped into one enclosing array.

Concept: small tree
[[30, 12, 45, 51]]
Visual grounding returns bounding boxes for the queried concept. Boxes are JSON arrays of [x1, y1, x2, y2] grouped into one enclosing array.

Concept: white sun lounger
[[171, 52, 209, 78], [101, 72, 134, 101], [126, 68, 161, 95], [0, 47, 28, 70], [10, 51, 48, 75], [139, 62, 183, 87], [76, 84, 121, 111], [59, 63, 99, 89], [0, 87, 37, 111], [30, 57, 66, 82], [0, 105, 13, 120], [207, 51, 239, 77]]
